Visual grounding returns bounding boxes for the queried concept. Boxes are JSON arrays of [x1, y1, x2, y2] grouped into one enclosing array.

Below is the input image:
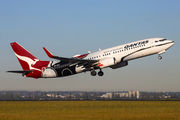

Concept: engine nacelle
[[98, 57, 117, 68], [42, 68, 57, 78], [110, 61, 128, 69]]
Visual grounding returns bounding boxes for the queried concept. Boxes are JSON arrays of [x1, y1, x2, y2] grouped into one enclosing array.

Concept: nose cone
[[166, 40, 174, 50], [171, 41, 175, 46]]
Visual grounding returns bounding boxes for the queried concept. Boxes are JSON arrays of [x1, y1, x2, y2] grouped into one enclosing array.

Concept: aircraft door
[[151, 40, 155, 48]]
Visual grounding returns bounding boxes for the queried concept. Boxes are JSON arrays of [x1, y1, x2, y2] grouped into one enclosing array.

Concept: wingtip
[[43, 47, 54, 58]]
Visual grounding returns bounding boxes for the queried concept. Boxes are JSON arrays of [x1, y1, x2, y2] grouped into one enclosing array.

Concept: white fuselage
[[85, 38, 173, 61], [75, 38, 174, 73]]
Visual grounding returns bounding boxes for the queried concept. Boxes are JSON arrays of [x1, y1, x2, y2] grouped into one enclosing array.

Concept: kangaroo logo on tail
[[9, 42, 50, 79], [10, 42, 49, 71], [14, 53, 41, 71]]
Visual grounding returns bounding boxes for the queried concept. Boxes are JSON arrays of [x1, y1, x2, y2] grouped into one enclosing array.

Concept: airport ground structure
[[0, 91, 180, 101]]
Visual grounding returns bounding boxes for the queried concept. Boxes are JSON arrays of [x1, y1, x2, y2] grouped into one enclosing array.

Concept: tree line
[[0, 91, 179, 100]]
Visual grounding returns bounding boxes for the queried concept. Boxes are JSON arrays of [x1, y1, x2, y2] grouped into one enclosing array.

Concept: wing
[[43, 47, 99, 67]]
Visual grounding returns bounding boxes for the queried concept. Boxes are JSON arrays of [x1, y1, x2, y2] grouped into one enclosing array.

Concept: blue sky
[[0, 0, 180, 92]]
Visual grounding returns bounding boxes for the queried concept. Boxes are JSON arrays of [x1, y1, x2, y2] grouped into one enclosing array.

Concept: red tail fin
[[10, 42, 51, 79], [10, 42, 39, 70]]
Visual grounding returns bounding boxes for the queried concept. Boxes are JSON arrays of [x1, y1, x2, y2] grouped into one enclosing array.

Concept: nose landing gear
[[158, 55, 162, 60], [158, 50, 166, 60]]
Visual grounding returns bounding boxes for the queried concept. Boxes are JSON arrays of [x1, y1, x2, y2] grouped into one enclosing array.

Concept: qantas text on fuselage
[[7, 38, 174, 79]]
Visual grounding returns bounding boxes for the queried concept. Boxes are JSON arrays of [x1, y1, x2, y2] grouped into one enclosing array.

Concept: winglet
[[43, 47, 54, 58]]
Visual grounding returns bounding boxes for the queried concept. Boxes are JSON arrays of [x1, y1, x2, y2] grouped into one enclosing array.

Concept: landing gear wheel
[[158, 56, 162, 60], [98, 71, 104, 76], [91, 70, 97, 76]]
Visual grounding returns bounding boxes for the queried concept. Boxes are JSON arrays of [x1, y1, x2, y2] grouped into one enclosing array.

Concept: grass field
[[0, 101, 180, 120]]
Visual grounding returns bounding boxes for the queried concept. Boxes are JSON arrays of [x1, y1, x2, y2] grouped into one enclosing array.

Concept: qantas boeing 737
[[7, 38, 174, 79]]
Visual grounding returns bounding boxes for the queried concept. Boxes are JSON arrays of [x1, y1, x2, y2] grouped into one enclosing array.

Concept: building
[[100, 91, 139, 99]]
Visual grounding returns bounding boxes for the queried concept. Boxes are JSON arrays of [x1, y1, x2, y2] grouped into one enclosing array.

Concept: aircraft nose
[[170, 41, 175, 46]]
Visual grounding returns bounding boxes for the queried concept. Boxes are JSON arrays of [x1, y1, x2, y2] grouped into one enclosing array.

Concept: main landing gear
[[91, 69, 104, 76], [98, 70, 104, 76], [91, 70, 96, 76]]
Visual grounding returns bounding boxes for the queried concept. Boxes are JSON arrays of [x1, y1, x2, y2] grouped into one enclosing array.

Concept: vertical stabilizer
[[10, 42, 39, 70]]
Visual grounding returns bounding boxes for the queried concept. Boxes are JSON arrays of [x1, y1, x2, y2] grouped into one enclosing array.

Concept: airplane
[[7, 38, 174, 79]]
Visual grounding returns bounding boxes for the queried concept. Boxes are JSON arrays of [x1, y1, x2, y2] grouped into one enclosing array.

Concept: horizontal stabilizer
[[7, 70, 33, 75]]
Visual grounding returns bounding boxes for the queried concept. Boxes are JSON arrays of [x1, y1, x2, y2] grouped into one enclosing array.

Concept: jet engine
[[110, 61, 128, 69], [98, 57, 117, 68]]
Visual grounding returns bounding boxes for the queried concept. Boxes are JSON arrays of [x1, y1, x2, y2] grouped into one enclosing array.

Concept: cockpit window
[[159, 39, 167, 42], [156, 39, 167, 43]]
